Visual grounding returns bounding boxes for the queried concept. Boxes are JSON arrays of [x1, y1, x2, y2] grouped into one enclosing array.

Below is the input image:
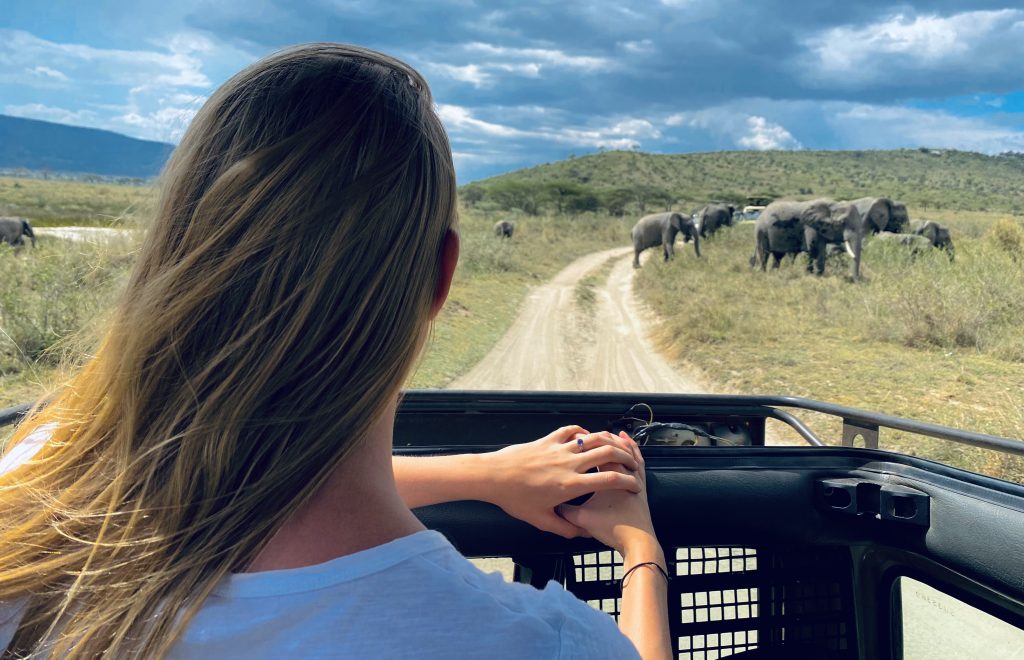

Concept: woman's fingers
[[549, 425, 588, 443], [577, 431, 633, 455], [534, 509, 588, 539], [577, 444, 638, 472], [578, 468, 642, 494]]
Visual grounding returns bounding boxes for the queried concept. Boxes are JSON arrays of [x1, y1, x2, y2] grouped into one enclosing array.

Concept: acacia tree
[[601, 187, 635, 216], [487, 180, 542, 215], [460, 184, 485, 207]]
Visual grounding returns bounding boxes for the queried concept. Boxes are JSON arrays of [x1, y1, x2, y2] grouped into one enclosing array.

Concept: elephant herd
[[630, 198, 954, 281], [753, 197, 953, 279], [0, 216, 36, 250]]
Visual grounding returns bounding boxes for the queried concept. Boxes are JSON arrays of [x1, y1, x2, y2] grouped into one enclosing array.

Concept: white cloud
[[664, 113, 687, 127], [118, 106, 199, 142], [619, 39, 654, 54], [827, 103, 1024, 153], [28, 66, 68, 82], [802, 10, 1024, 86], [438, 104, 658, 150], [0, 29, 258, 143], [433, 63, 492, 88], [609, 119, 661, 139], [437, 104, 527, 138], [664, 97, 1024, 155], [4, 103, 97, 126], [429, 42, 587, 88], [464, 42, 611, 72], [737, 116, 802, 150], [0, 29, 212, 89]]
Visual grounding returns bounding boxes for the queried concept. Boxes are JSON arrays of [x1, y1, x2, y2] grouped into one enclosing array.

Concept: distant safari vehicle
[[742, 195, 773, 220], [741, 205, 766, 219]]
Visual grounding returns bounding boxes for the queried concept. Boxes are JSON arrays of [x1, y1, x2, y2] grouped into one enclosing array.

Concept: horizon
[[4, 1, 1024, 181]]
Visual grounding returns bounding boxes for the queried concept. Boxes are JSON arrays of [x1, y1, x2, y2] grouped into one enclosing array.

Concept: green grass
[[0, 177, 154, 227], [634, 219, 1024, 483]]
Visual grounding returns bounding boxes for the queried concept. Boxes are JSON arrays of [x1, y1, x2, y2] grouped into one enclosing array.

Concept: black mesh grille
[[561, 545, 856, 659]]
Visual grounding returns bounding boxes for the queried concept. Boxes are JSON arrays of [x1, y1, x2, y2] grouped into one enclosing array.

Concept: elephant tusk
[[844, 240, 856, 259]]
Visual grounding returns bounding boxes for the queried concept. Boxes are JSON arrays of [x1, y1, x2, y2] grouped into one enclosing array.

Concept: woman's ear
[[431, 229, 460, 319]]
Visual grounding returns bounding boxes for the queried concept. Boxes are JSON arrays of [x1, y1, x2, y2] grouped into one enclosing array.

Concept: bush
[[987, 217, 1024, 261], [0, 238, 136, 372]]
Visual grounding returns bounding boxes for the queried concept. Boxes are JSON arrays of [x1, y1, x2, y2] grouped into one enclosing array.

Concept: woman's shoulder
[[176, 531, 638, 658]]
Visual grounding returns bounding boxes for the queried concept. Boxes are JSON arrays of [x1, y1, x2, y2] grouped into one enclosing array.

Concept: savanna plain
[[2, 149, 1023, 484]]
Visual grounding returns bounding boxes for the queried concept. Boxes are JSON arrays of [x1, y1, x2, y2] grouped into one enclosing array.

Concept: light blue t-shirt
[[0, 429, 639, 658]]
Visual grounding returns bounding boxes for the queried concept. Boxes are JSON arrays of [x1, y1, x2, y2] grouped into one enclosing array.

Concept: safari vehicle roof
[[391, 390, 1024, 659], [3, 391, 1023, 658]]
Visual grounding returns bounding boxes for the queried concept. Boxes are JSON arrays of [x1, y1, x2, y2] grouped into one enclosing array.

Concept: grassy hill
[[467, 149, 1024, 215]]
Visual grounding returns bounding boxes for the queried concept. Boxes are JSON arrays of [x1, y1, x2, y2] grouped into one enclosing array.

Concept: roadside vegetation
[[0, 176, 153, 227]]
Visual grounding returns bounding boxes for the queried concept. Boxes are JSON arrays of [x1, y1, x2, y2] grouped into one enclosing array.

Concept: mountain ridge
[[0, 114, 173, 179]]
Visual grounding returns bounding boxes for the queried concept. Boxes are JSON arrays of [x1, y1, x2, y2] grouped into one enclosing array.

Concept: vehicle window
[[898, 577, 1024, 659]]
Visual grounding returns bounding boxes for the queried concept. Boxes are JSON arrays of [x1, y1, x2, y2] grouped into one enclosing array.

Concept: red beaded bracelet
[[620, 561, 670, 588]]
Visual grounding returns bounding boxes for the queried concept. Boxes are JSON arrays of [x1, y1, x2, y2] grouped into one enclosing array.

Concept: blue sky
[[3, 1, 1024, 181]]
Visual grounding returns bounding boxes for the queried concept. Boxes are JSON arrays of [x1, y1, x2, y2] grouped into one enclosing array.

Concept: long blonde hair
[[0, 43, 456, 657]]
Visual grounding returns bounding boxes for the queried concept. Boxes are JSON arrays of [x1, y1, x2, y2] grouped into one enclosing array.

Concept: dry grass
[[635, 217, 1024, 483], [0, 176, 154, 227]]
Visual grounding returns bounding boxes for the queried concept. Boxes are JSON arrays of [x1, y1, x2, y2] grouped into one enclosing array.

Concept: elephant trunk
[[693, 231, 701, 258], [23, 220, 36, 248]]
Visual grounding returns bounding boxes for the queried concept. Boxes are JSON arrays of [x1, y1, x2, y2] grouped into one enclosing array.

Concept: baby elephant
[[0, 216, 37, 249], [910, 220, 954, 259], [494, 219, 515, 238], [875, 228, 954, 262]]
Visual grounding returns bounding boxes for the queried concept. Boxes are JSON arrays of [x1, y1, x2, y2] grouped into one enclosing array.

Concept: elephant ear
[[801, 202, 837, 230], [889, 202, 910, 232], [866, 198, 888, 232]]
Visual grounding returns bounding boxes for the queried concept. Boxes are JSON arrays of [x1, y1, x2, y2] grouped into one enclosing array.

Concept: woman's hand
[[560, 432, 671, 660], [482, 425, 642, 539], [556, 432, 660, 558]]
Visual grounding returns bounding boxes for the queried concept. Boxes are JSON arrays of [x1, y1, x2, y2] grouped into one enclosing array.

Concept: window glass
[[899, 577, 1024, 659]]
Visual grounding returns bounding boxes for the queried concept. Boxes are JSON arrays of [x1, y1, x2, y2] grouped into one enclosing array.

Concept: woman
[[0, 44, 670, 658]]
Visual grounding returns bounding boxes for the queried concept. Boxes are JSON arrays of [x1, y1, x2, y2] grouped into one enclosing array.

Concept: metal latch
[[815, 478, 930, 527]]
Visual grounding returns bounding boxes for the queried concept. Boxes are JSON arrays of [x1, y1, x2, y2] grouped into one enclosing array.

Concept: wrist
[[463, 452, 497, 504], [620, 533, 665, 566]]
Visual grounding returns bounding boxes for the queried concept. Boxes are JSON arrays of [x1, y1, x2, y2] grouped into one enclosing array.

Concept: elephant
[[851, 197, 909, 234], [751, 200, 815, 270], [631, 212, 700, 268], [0, 217, 36, 249], [493, 219, 515, 238], [752, 200, 865, 279], [802, 200, 865, 280], [910, 220, 955, 260], [697, 204, 736, 239], [874, 231, 937, 256]]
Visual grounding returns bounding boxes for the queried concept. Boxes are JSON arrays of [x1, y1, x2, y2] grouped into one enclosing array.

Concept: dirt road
[[450, 247, 704, 393], [34, 227, 134, 243]]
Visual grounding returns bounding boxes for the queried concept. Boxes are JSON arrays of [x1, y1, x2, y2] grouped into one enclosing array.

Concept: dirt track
[[34, 227, 134, 243], [449, 247, 704, 393]]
